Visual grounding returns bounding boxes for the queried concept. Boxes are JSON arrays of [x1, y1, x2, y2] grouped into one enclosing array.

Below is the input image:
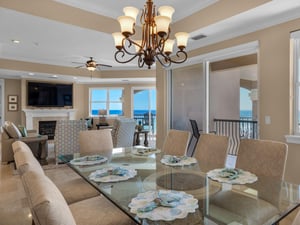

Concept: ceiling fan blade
[[72, 62, 84, 64], [96, 63, 112, 67], [75, 65, 84, 68]]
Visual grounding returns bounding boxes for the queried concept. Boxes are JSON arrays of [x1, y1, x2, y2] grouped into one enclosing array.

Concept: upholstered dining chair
[[162, 129, 191, 156], [208, 139, 288, 225], [236, 138, 288, 180], [193, 133, 229, 173], [111, 117, 136, 148], [79, 129, 113, 155], [54, 120, 87, 163]]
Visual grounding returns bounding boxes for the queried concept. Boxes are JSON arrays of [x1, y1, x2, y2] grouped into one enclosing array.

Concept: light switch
[[265, 116, 271, 124]]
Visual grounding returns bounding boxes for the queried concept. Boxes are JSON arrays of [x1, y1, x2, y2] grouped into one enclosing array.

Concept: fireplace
[[39, 121, 56, 140]]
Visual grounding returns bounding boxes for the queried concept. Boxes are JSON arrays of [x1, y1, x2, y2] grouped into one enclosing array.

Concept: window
[[89, 88, 123, 116], [291, 32, 300, 135]]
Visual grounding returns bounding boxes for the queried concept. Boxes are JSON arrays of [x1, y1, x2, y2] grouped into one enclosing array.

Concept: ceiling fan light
[[123, 7, 139, 21], [87, 66, 96, 71], [118, 16, 135, 36], [175, 32, 189, 49], [158, 6, 174, 20], [154, 16, 171, 37]]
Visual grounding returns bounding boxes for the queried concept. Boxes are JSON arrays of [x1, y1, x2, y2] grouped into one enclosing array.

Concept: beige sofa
[[13, 140, 132, 225], [1, 122, 48, 164]]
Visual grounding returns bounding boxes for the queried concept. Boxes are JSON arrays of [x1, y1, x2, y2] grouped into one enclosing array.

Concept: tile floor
[[0, 143, 298, 225]]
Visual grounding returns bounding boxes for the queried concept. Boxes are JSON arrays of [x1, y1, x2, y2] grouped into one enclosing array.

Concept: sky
[[240, 88, 252, 111]]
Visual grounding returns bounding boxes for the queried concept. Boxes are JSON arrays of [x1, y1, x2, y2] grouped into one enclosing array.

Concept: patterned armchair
[[54, 120, 87, 163], [111, 118, 136, 148]]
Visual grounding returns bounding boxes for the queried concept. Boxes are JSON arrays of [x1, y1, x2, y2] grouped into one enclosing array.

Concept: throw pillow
[[4, 121, 22, 138], [18, 125, 28, 137]]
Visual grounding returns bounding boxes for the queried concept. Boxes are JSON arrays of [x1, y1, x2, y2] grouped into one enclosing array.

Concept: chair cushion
[[21, 171, 76, 225], [3, 121, 22, 138], [45, 166, 100, 204], [69, 196, 132, 225]]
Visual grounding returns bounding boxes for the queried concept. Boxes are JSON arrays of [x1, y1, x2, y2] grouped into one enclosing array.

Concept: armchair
[[1, 121, 48, 165]]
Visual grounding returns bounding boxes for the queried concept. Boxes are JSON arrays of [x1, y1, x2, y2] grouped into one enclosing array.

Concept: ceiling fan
[[73, 57, 112, 71]]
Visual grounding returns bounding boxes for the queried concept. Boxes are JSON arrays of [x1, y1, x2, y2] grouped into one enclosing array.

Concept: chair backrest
[[79, 129, 113, 155], [189, 119, 200, 139], [193, 133, 229, 172], [162, 129, 191, 156], [54, 120, 87, 163], [236, 139, 288, 180], [111, 118, 136, 148]]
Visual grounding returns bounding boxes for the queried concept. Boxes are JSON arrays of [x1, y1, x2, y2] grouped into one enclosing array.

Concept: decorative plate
[[88, 166, 137, 182], [129, 190, 198, 221], [207, 168, 258, 184], [70, 155, 107, 166], [132, 146, 161, 156], [160, 155, 197, 166]]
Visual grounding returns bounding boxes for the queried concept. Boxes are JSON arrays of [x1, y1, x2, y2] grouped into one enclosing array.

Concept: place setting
[[69, 154, 108, 166], [132, 146, 161, 156], [207, 167, 258, 184], [88, 166, 137, 182], [160, 155, 197, 166], [128, 189, 198, 221]]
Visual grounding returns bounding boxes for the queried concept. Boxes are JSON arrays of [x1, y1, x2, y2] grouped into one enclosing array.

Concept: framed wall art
[[8, 103, 18, 111], [8, 95, 18, 103]]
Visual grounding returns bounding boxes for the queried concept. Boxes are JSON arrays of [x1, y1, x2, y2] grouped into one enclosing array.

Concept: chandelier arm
[[154, 54, 172, 68], [121, 38, 144, 56], [167, 50, 188, 64], [114, 50, 140, 64]]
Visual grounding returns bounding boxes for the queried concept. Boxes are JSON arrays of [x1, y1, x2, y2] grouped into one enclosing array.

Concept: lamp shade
[[118, 16, 135, 36], [164, 39, 174, 55], [175, 32, 189, 49], [154, 16, 171, 37], [99, 109, 107, 116], [123, 7, 139, 21], [158, 6, 175, 20], [112, 32, 124, 49]]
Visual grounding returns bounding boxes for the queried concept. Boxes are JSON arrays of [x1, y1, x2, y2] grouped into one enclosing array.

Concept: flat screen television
[[27, 82, 73, 107]]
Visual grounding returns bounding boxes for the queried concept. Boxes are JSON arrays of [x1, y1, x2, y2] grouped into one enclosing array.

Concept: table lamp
[[98, 109, 108, 125]]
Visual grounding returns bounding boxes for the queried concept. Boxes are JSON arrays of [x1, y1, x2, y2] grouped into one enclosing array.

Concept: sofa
[[13, 140, 132, 225], [1, 121, 48, 164]]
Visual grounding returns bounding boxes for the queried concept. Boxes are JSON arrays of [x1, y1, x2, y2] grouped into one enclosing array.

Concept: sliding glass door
[[132, 88, 156, 134]]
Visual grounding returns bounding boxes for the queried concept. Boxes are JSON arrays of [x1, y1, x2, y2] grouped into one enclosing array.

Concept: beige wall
[[4, 79, 22, 125], [156, 18, 300, 184]]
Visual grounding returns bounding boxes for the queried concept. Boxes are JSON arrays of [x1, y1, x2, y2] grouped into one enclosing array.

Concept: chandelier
[[112, 0, 189, 69]]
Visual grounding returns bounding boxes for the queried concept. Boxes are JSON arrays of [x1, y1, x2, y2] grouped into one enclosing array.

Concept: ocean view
[[92, 109, 157, 116], [240, 110, 252, 118]]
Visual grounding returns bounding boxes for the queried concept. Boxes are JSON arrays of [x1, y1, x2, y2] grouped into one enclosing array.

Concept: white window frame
[[89, 87, 124, 117], [286, 32, 300, 144]]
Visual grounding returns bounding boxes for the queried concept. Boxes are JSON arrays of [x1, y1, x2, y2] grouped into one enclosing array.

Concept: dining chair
[[193, 133, 229, 172], [162, 129, 191, 156], [188, 119, 201, 155], [79, 129, 113, 155], [208, 138, 288, 225], [236, 138, 288, 180]]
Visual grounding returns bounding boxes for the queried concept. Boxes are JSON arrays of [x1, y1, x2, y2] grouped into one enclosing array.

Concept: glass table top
[[59, 147, 300, 225]]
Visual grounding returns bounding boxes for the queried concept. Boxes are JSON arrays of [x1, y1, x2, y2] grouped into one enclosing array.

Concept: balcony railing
[[133, 113, 156, 134], [214, 118, 258, 155]]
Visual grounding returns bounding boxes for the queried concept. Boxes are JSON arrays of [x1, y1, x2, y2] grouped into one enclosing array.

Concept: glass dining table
[[59, 147, 300, 225]]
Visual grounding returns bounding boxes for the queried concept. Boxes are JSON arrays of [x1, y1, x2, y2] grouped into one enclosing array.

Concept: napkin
[[95, 167, 128, 178], [218, 168, 242, 180], [137, 191, 182, 213]]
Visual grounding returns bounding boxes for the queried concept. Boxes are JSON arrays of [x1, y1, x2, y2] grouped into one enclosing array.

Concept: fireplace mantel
[[23, 108, 76, 129]]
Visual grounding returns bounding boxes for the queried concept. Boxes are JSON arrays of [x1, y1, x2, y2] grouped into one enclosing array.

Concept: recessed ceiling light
[[11, 39, 20, 44], [73, 77, 78, 80], [51, 75, 58, 78], [28, 72, 35, 76]]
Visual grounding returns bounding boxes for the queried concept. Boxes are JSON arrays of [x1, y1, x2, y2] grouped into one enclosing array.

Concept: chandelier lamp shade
[[112, 0, 189, 69]]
